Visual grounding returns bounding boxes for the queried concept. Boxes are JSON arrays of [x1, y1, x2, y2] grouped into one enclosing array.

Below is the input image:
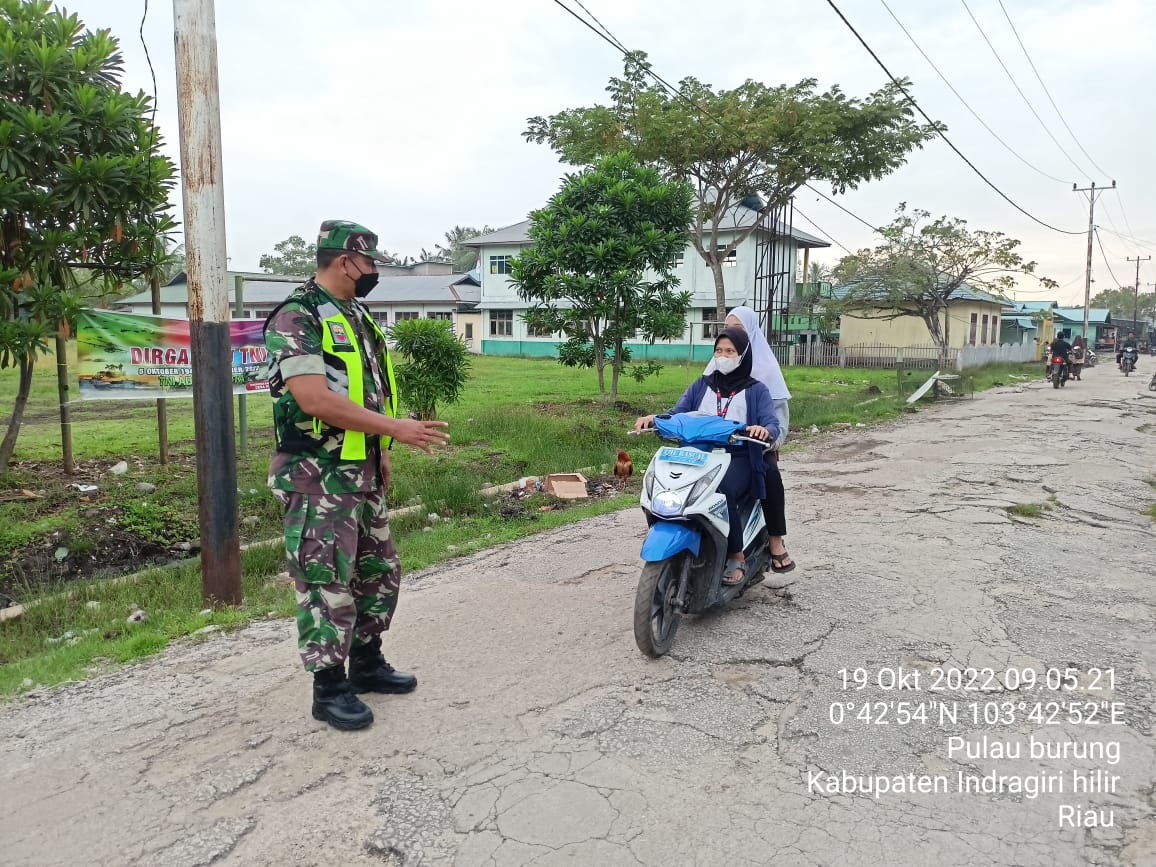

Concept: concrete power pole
[[1073, 181, 1115, 344], [172, 0, 242, 607], [1127, 255, 1151, 333]]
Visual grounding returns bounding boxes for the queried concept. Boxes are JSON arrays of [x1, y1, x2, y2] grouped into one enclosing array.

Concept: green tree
[[832, 205, 1055, 367], [525, 52, 937, 322], [1091, 286, 1156, 322], [0, 0, 176, 470], [436, 225, 494, 273], [509, 152, 694, 403], [389, 318, 470, 421], [258, 234, 316, 276]]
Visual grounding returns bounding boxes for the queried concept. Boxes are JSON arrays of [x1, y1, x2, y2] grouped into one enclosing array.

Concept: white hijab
[[702, 306, 791, 399]]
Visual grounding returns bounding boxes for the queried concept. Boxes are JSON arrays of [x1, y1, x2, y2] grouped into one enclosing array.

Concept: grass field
[[0, 345, 1040, 696]]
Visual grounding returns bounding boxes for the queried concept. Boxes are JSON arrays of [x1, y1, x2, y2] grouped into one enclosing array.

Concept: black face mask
[[347, 259, 380, 298]]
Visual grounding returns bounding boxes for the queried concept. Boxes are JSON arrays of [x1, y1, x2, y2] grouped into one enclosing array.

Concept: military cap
[[317, 220, 389, 262]]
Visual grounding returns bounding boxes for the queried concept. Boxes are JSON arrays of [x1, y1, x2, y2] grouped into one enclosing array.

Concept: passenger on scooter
[[634, 327, 778, 587], [1069, 342, 1085, 380]]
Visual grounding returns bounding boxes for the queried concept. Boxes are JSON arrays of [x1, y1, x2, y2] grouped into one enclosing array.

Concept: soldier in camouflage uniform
[[264, 220, 450, 731]]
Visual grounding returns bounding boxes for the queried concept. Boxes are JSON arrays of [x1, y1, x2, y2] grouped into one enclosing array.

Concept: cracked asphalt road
[[2, 366, 1154, 866]]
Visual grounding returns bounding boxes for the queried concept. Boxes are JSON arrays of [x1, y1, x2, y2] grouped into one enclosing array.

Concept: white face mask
[[714, 355, 741, 375]]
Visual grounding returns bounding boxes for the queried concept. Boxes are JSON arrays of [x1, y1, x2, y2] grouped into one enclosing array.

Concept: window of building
[[490, 309, 513, 336], [395, 311, 420, 321], [489, 255, 513, 275], [370, 311, 389, 325], [715, 244, 738, 268], [701, 307, 723, 339], [671, 249, 685, 268], [980, 314, 989, 346], [527, 323, 555, 337], [428, 312, 453, 321], [253, 308, 274, 320], [969, 312, 978, 346], [464, 323, 474, 340]]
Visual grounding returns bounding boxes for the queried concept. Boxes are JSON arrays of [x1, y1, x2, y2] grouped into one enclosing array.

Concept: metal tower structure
[[751, 198, 796, 346]]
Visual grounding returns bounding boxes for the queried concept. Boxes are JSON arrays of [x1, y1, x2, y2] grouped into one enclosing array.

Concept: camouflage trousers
[[273, 488, 401, 673]]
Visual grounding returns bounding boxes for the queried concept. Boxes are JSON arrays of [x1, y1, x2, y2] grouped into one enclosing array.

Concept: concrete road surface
[[2, 363, 1154, 866]]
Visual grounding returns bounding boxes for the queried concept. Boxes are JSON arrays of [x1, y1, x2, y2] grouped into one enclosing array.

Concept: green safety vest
[[315, 301, 399, 458], [266, 283, 398, 460]]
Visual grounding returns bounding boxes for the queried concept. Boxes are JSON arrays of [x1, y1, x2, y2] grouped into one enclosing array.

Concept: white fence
[[771, 341, 1037, 370], [955, 341, 1037, 370]]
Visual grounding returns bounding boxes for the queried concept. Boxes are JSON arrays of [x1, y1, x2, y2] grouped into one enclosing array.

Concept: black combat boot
[[348, 636, 418, 694], [312, 666, 374, 730]]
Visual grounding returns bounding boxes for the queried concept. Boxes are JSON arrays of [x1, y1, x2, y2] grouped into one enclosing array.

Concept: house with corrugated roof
[[1051, 307, 1114, 347], [831, 280, 1009, 349], [462, 199, 829, 361], [1000, 301, 1055, 348], [116, 267, 482, 349]]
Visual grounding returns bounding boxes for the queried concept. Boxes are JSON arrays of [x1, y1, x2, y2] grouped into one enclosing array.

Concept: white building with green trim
[[464, 200, 829, 362]]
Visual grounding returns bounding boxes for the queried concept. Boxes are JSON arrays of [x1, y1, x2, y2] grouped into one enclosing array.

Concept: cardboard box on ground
[[544, 473, 588, 499]]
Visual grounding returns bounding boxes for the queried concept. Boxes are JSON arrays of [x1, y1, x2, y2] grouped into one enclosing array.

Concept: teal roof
[[1014, 300, 1059, 311], [1004, 316, 1037, 330], [831, 280, 1006, 305], [1053, 307, 1111, 323]]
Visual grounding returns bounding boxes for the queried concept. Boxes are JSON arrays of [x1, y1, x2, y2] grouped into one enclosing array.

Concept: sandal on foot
[[722, 558, 746, 586], [770, 551, 796, 574]]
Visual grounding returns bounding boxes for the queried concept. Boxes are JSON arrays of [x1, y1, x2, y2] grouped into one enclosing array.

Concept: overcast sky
[[74, 0, 1155, 305]]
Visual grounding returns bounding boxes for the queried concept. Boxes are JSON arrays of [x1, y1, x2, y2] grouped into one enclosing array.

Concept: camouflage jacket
[[263, 279, 397, 494]]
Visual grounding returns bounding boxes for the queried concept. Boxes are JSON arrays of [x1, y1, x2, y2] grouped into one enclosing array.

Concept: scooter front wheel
[[634, 556, 686, 658]]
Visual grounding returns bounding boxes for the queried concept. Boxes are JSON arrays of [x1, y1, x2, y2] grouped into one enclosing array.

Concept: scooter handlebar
[[626, 425, 772, 450]]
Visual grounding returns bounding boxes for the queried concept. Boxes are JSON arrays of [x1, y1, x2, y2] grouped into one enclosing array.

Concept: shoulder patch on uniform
[[327, 321, 352, 346]]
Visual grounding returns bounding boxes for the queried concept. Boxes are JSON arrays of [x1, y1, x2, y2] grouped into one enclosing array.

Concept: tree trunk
[[610, 338, 622, 403], [0, 353, 35, 471], [922, 308, 949, 371], [943, 302, 951, 367], [711, 257, 727, 330], [55, 331, 74, 475], [594, 336, 607, 402]]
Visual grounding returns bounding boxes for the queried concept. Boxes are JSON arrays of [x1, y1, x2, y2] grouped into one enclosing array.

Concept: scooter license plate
[[657, 447, 708, 466]]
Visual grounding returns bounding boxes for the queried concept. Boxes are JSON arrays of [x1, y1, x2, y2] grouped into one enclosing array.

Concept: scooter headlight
[[687, 465, 723, 506], [651, 490, 685, 517]]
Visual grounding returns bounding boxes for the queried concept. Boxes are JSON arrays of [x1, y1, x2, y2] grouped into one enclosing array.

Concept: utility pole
[[173, 0, 242, 607], [1126, 255, 1150, 334], [1073, 181, 1116, 345]]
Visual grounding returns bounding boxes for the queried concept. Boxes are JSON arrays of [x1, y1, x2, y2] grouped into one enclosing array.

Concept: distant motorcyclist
[[1047, 334, 1072, 379], [1117, 332, 1138, 368]]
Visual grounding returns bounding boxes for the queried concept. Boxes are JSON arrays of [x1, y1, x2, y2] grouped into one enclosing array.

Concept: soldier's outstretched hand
[[390, 418, 450, 454]]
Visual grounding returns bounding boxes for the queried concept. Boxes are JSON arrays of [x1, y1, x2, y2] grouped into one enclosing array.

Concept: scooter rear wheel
[[634, 556, 686, 658]]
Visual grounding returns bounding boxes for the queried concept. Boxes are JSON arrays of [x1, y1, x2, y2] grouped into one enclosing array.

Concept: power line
[[995, 0, 1111, 178], [1111, 196, 1139, 242], [556, 0, 1083, 242], [1096, 225, 1156, 255], [877, 0, 1067, 185], [804, 184, 881, 234], [1094, 229, 1124, 287], [960, 0, 1090, 178], [794, 207, 854, 255], [821, 0, 1082, 236], [547, 0, 698, 134], [569, 0, 629, 53]]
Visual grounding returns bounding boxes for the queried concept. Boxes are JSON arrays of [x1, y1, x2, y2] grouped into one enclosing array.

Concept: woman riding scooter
[[634, 327, 776, 586]]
